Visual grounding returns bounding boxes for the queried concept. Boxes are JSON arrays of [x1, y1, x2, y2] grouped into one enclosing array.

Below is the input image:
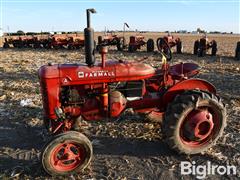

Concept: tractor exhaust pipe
[[84, 8, 96, 66]]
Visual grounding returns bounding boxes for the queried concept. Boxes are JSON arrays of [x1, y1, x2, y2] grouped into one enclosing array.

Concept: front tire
[[41, 131, 93, 176], [162, 90, 226, 154]]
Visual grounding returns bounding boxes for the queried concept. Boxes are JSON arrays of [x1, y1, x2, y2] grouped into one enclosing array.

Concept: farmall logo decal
[[78, 71, 115, 78]]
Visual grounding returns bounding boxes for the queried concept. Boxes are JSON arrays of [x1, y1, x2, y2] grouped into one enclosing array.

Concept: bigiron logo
[[180, 161, 237, 179], [78, 71, 115, 78]]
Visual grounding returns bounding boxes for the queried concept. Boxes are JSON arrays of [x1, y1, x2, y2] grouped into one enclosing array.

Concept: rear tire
[[211, 40, 217, 56], [147, 39, 154, 52], [128, 45, 136, 52], [41, 131, 92, 176], [162, 90, 226, 154], [235, 41, 240, 60], [193, 40, 199, 55], [98, 36, 102, 45], [117, 38, 124, 51], [3, 42, 10, 48], [176, 41, 182, 54]]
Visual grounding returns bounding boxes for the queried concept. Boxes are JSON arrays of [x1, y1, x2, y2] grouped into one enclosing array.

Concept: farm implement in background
[[3, 34, 85, 49]]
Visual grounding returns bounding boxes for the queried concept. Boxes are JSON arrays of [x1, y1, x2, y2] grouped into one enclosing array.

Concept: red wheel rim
[[50, 142, 86, 172], [180, 107, 220, 147]]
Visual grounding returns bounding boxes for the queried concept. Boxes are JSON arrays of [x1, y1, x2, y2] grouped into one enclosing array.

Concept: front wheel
[[162, 90, 226, 154], [41, 131, 93, 176]]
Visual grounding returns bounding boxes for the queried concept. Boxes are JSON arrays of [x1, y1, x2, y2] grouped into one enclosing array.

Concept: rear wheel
[[41, 131, 93, 176], [193, 40, 199, 55], [211, 40, 217, 56], [128, 45, 136, 52], [98, 36, 102, 45], [235, 41, 240, 60], [3, 42, 10, 48], [147, 39, 154, 52], [117, 38, 124, 51], [162, 90, 226, 154], [176, 41, 182, 54]]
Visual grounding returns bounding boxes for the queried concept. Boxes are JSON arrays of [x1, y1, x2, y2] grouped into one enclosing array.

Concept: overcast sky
[[1, 0, 240, 33]]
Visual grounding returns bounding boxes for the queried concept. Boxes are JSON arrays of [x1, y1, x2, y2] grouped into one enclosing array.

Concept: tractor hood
[[39, 60, 155, 85]]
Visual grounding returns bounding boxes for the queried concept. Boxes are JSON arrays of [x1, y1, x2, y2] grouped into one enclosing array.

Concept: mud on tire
[[162, 90, 226, 154], [41, 131, 93, 176]]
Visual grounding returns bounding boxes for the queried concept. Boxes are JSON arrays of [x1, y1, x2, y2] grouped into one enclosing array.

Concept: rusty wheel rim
[[180, 107, 220, 147]]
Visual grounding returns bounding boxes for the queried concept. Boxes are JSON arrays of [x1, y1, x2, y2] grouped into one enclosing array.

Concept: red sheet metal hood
[[39, 60, 155, 84]]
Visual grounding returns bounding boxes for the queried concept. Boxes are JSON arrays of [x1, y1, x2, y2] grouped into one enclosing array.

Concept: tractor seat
[[169, 63, 200, 79]]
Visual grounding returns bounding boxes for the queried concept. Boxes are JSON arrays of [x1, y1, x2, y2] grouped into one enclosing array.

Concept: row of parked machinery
[[3, 31, 240, 60], [3, 34, 85, 50]]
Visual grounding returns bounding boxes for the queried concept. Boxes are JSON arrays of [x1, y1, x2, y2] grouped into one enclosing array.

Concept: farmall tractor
[[96, 23, 129, 51], [128, 35, 154, 52], [156, 34, 182, 54], [97, 33, 125, 51], [39, 9, 226, 176], [194, 35, 217, 57]]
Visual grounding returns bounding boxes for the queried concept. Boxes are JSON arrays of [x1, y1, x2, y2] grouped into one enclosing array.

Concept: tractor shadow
[[91, 135, 175, 157]]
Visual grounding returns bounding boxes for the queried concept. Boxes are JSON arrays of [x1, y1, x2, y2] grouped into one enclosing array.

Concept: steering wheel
[[156, 38, 172, 61]]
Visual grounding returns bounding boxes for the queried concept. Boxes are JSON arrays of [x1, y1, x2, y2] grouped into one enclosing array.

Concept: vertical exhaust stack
[[84, 8, 97, 66]]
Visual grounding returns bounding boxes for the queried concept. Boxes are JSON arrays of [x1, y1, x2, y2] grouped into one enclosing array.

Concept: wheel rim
[[180, 107, 220, 147], [50, 142, 86, 172]]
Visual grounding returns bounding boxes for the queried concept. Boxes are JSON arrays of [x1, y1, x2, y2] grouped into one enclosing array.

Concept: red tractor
[[39, 9, 226, 176], [97, 33, 125, 51], [128, 35, 154, 52], [194, 35, 217, 57], [156, 34, 182, 54]]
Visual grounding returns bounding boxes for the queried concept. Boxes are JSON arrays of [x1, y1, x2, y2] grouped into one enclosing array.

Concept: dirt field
[[0, 33, 240, 179]]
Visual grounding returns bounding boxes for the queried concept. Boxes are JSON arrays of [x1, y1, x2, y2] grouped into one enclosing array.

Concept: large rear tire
[[98, 36, 102, 45], [3, 42, 10, 48], [41, 131, 93, 176], [117, 38, 125, 51], [162, 90, 226, 154], [128, 45, 136, 52], [147, 39, 154, 52], [211, 40, 217, 56], [176, 41, 182, 54], [235, 41, 240, 60], [193, 40, 199, 55]]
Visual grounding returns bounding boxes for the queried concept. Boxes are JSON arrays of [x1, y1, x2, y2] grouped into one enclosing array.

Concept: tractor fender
[[163, 78, 216, 104]]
